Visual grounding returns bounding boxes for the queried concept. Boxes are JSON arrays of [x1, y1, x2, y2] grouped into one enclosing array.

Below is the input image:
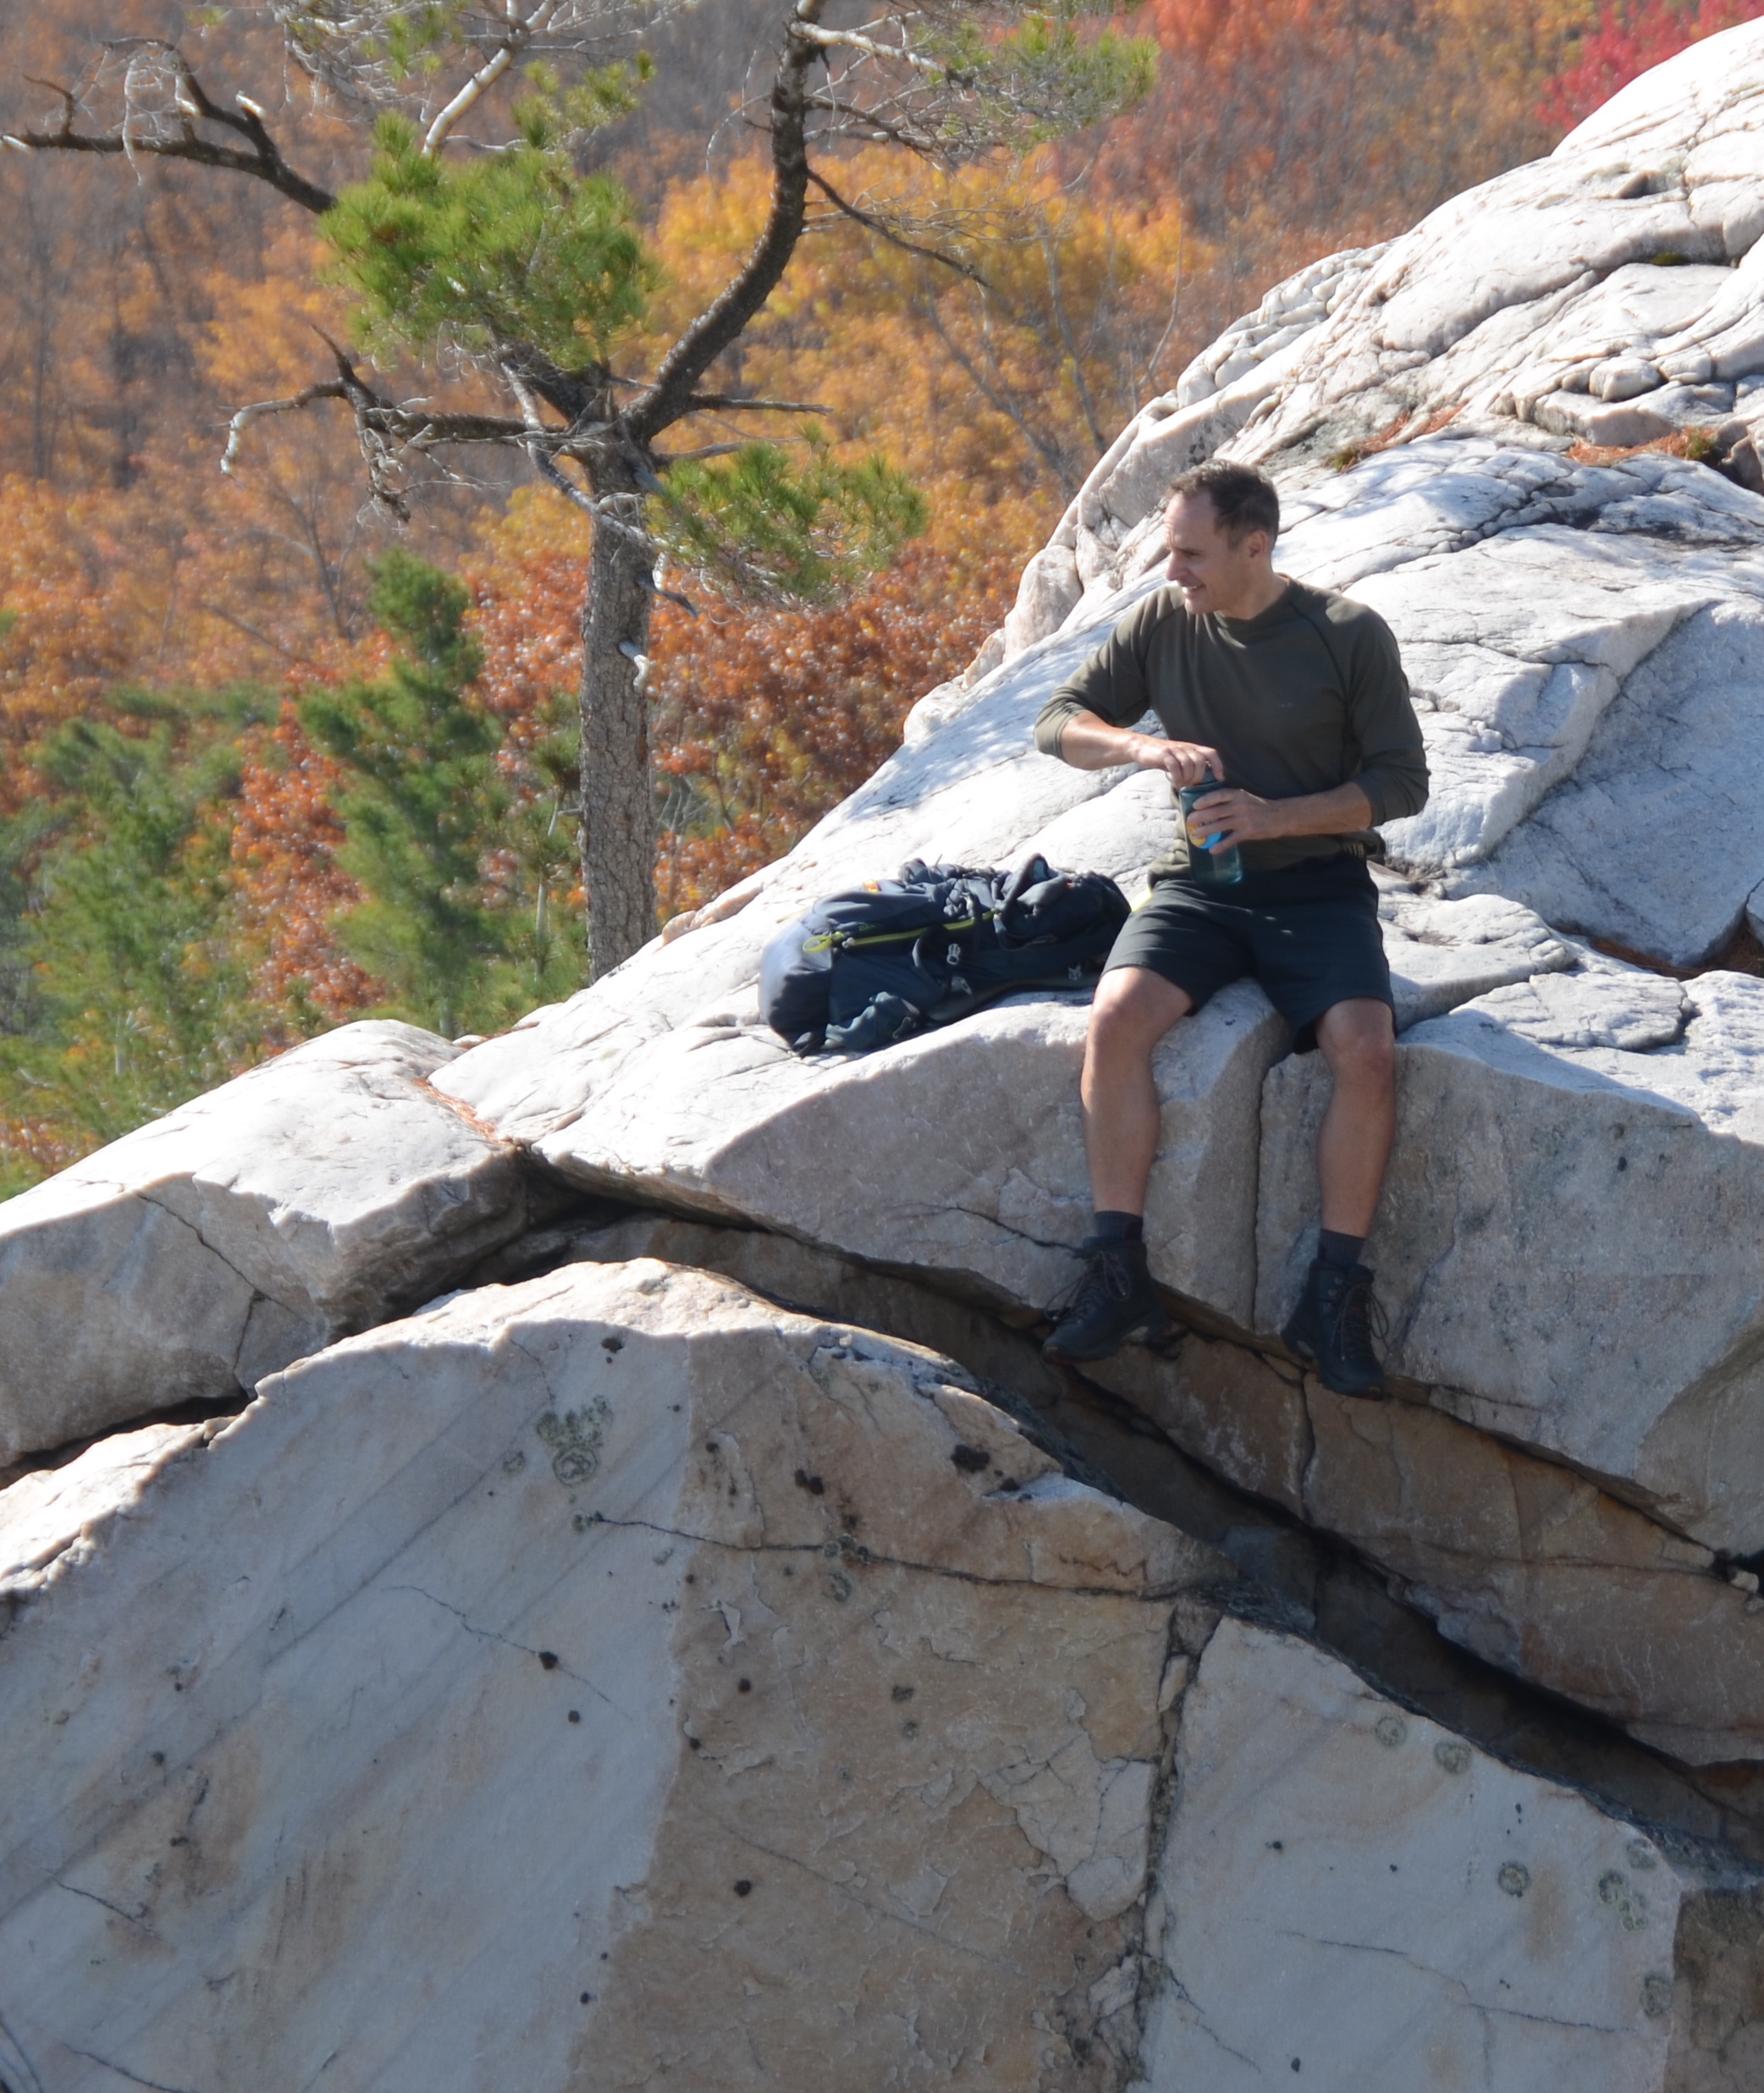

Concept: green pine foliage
[[0, 558, 582, 1197], [0, 703, 274, 1176], [653, 439, 929, 604], [300, 549, 578, 1039], [322, 96, 653, 372]]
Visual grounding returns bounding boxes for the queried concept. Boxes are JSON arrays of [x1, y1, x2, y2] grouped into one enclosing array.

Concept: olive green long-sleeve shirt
[[1035, 578, 1429, 876]]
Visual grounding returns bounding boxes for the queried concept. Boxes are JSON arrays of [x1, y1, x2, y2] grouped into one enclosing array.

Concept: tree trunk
[[578, 471, 657, 978]]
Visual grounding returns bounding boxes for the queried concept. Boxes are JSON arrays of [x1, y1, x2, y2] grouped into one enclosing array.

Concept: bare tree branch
[[423, 0, 564, 154], [629, 0, 829, 444], [7, 60, 336, 215], [683, 394, 833, 415], [805, 167, 994, 290], [793, 25, 953, 80]]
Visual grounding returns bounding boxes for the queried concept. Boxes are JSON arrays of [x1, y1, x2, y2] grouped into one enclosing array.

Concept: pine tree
[[300, 551, 518, 1039], [9, 4, 1155, 975]]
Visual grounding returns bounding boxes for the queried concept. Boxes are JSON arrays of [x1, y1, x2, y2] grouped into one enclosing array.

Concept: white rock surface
[[1259, 967, 1764, 1555], [0, 1258, 1224, 2090], [0, 1022, 534, 1464], [1377, 880, 1576, 1026], [1447, 595, 1764, 964], [527, 982, 1286, 1330], [1093, 1324, 1764, 1767], [3, 1259, 1739, 2089], [1133, 1619, 1690, 2091], [500, 1211, 1764, 1767]]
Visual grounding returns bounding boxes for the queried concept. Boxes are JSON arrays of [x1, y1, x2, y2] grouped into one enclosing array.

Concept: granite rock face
[[1133, 1619, 1700, 2092], [0, 1022, 534, 1465], [1, 1261, 1743, 2091], [1259, 967, 1764, 1557], [1091, 1325, 1764, 1770], [525, 981, 1285, 1330], [0, 1259, 1216, 2090]]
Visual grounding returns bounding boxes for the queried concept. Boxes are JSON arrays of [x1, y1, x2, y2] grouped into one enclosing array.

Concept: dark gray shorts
[[1103, 853, 1392, 1053]]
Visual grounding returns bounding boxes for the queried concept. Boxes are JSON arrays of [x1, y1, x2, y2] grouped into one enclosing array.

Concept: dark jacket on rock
[[1034, 578, 1430, 877]]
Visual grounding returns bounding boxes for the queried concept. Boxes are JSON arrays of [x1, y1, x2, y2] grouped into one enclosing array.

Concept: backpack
[[759, 856, 1131, 1055]]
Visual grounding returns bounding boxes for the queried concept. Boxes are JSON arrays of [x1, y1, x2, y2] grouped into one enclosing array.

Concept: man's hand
[[1054, 712, 1223, 785], [1189, 779, 1375, 848], [1136, 736, 1225, 790]]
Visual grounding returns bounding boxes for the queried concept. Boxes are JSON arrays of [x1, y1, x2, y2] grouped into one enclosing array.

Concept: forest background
[[0, 0, 1753, 1194]]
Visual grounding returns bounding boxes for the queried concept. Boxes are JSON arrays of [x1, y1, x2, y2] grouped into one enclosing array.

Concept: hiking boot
[[1044, 1237, 1172, 1363], [1282, 1257, 1390, 1399]]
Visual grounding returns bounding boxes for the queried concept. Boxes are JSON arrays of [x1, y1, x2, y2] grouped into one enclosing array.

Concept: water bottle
[[1177, 770, 1243, 886]]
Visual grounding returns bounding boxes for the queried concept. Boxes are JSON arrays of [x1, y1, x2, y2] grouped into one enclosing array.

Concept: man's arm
[[1034, 596, 1217, 771], [1051, 709, 1224, 790], [1185, 777, 1374, 849]]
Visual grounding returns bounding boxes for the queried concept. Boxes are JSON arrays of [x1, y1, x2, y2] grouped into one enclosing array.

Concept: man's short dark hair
[[1166, 461, 1279, 545]]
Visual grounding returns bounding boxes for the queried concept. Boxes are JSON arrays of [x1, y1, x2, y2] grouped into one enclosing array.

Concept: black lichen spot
[[901, 1719, 919, 1738], [568, 1710, 582, 1724], [1618, 1156, 1628, 1170], [1292, 2061, 1302, 2074], [733, 1879, 753, 1897], [688, 1737, 702, 1750], [538, 1650, 560, 1672], [580, 1991, 593, 2004], [781, 1565, 794, 1577], [951, 1444, 991, 1473], [794, 1468, 826, 1495], [891, 1684, 916, 1703], [600, 1336, 624, 1354], [151, 1752, 166, 1766], [738, 1678, 752, 1694], [1266, 1840, 1283, 1851], [685, 1573, 695, 1584]]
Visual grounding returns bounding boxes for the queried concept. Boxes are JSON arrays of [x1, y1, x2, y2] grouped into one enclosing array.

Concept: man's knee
[[1087, 968, 1193, 1061], [1317, 999, 1396, 1088]]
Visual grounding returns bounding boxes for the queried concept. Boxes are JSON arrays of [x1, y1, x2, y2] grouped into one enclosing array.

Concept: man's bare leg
[[1283, 996, 1398, 1396], [1045, 967, 1193, 1363], [1080, 966, 1196, 1214], [1313, 997, 1397, 1235]]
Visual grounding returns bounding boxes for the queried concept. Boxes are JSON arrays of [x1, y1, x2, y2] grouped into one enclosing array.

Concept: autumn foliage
[[1537, 0, 1764, 125]]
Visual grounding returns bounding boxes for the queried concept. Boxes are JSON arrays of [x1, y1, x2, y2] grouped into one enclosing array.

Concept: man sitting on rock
[[1034, 460, 1429, 1395]]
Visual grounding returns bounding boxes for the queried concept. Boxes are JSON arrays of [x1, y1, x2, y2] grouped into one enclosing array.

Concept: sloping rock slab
[[3, 1259, 1744, 2089], [1258, 968, 1764, 1556], [0, 1259, 1224, 2091], [496, 1209, 1764, 1765], [0, 1022, 534, 1463], [1447, 594, 1764, 965], [1094, 1330, 1764, 1767], [1133, 1617, 1719, 2091], [529, 983, 1287, 1330]]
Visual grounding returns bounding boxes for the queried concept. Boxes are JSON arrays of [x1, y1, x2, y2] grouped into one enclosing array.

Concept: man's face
[[1163, 493, 1270, 614]]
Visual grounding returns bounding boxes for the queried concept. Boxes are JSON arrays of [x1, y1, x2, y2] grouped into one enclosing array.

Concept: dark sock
[[1318, 1228, 1365, 1270], [1092, 1210, 1144, 1243]]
